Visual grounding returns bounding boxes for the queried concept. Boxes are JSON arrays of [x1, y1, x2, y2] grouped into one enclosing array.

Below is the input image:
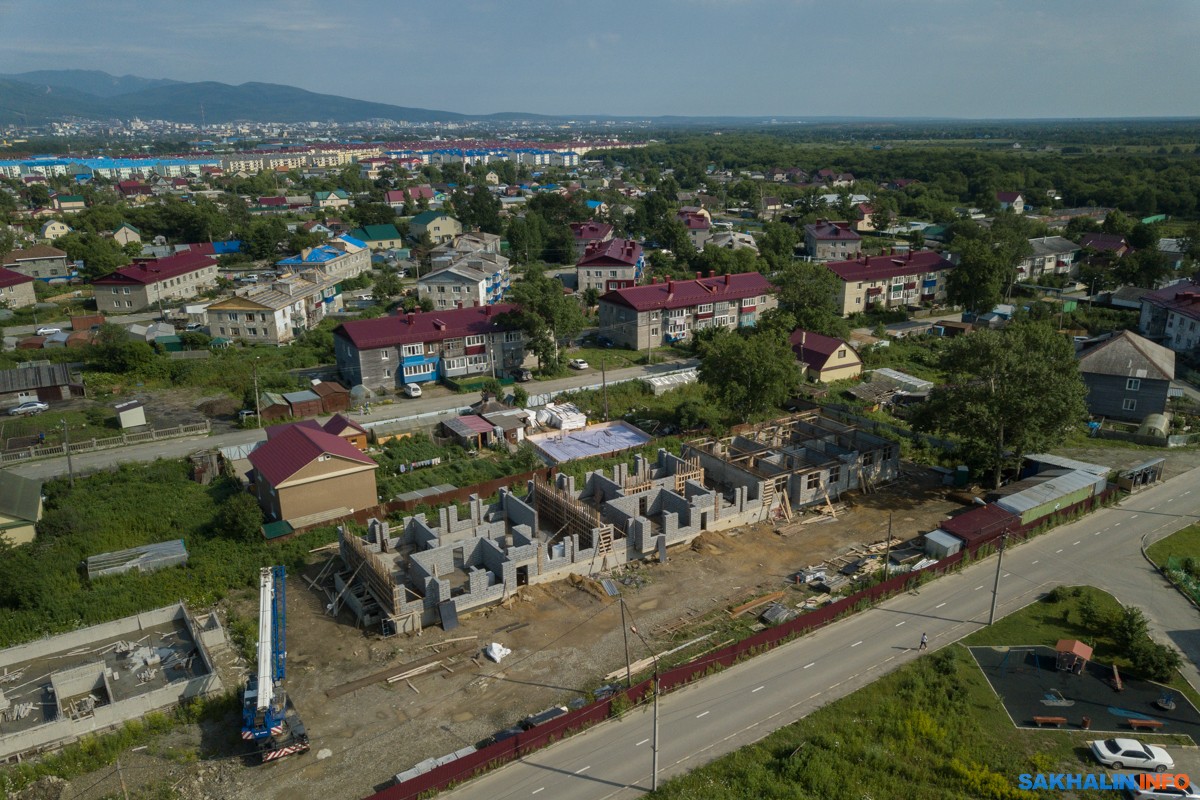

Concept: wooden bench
[[1128, 718, 1165, 731], [1032, 716, 1068, 728]]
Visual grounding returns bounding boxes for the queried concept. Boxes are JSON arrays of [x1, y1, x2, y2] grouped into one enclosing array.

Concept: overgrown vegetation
[[0, 460, 338, 645]]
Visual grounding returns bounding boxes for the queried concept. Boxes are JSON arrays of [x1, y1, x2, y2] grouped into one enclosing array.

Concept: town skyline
[[2, 0, 1197, 120]]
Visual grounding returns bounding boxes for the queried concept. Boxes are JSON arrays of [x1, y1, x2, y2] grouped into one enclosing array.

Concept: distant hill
[[0, 70, 540, 125], [0, 69, 182, 97]]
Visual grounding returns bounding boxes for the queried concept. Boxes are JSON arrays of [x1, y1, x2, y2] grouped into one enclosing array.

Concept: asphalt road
[[443, 466, 1200, 800], [2, 359, 697, 480]]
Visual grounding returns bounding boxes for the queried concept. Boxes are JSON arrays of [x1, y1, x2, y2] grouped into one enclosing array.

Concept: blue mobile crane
[[241, 566, 310, 762]]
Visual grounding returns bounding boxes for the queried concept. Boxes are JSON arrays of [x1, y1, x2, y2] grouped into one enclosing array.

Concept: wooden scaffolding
[[534, 475, 605, 550]]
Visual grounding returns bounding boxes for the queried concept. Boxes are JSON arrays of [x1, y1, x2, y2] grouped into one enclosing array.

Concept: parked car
[[1089, 738, 1173, 772], [34, 327, 61, 336], [8, 401, 49, 416], [402, 383, 422, 398], [510, 367, 532, 382], [185, 323, 204, 332], [568, 358, 589, 370], [1128, 783, 1200, 799]]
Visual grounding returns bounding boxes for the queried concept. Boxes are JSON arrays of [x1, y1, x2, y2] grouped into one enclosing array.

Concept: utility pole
[[619, 598, 632, 688], [116, 759, 130, 800], [883, 513, 892, 579], [61, 419, 74, 489], [601, 356, 609, 421], [253, 358, 261, 424], [629, 622, 660, 791], [988, 530, 1009, 625]]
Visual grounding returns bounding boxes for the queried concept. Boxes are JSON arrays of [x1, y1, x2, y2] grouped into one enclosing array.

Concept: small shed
[[482, 409, 531, 444], [993, 469, 1104, 526], [259, 392, 290, 422], [923, 529, 963, 559], [114, 400, 147, 429], [1055, 639, 1092, 674], [442, 415, 496, 450], [155, 335, 183, 352], [939, 503, 1019, 552], [1118, 458, 1165, 492], [311, 379, 351, 414], [283, 390, 322, 419]]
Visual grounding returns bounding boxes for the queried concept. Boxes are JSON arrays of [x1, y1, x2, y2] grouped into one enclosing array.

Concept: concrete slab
[[527, 421, 652, 464]]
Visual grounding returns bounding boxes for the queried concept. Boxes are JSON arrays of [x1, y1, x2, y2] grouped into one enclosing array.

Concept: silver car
[[8, 401, 49, 416], [1089, 738, 1173, 772]]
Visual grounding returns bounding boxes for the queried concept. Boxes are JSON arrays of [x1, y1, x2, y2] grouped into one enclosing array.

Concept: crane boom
[[241, 565, 309, 761]]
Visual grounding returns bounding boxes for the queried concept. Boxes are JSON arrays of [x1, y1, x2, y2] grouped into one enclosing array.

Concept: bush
[[1113, 606, 1150, 651], [1129, 639, 1183, 682]]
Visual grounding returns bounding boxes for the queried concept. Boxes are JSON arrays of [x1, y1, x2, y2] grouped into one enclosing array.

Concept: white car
[[1128, 783, 1200, 799], [34, 327, 61, 336], [568, 358, 589, 370], [8, 401, 49, 416], [1089, 738, 1174, 772], [402, 383, 422, 398]]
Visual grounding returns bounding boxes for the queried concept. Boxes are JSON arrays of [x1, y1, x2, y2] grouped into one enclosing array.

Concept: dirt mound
[[197, 396, 239, 417], [568, 572, 611, 601], [691, 531, 731, 555]]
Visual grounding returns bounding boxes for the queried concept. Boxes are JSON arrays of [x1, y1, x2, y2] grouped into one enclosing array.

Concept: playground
[[968, 644, 1200, 741]]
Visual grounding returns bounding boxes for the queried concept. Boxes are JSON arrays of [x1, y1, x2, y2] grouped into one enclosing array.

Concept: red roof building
[[569, 221, 614, 259], [333, 304, 527, 392], [789, 329, 862, 383], [938, 504, 1019, 551], [0, 267, 36, 309], [576, 238, 644, 294], [598, 271, 776, 350], [823, 250, 955, 315], [92, 250, 220, 313], [804, 220, 862, 260], [248, 425, 378, 525]]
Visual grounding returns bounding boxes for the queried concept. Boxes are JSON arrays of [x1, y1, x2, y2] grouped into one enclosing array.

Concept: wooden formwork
[[341, 531, 404, 618], [533, 476, 603, 548], [673, 455, 704, 493]]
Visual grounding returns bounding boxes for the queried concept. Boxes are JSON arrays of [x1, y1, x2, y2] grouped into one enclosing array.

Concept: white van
[[403, 383, 422, 398]]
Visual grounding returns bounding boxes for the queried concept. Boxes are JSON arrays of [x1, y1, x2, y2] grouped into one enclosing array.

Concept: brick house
[[569, 221, 614, 260], [804, 220, 862, 261]]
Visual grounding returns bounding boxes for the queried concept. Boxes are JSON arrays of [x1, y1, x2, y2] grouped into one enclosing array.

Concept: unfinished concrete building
[[682, 412, 899, 516], [333, 413, 899, 634]]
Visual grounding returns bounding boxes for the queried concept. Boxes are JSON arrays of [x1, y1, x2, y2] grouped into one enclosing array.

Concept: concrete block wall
[[503, 490, 537, 532], [582, 471, 624, 504], [690, 447, 765, 501], [539, 538, 574, 575], [0, 605, 187, 671], [411, 544, 456, 582]]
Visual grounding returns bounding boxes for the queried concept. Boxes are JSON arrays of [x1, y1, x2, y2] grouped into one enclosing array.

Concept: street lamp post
[[627, 607, 660, 791]]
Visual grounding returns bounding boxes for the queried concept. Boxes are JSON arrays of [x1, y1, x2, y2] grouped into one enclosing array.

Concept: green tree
[[698, 328, 802, 418], [1129, 638, 1183, 682], [374, 271, 403, 298], [215, 484, 264, 541], [467, 186, 503, 234], [946, 239, 1008, 314], [758, 222, 797, 272], [772, 261, 849, 338], [1113, 606, 1150, 651], [502, 265, 585, 369], [238, 218, 287, 260], [57, 232, 131, 280], [507, 213, 548, 264], [914, 321, 1087, 488]]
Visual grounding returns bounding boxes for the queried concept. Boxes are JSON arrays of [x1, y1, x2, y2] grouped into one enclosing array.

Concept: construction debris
[[484, 643, 511, 663]]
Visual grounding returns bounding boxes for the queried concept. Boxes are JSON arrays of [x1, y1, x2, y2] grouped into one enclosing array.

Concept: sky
[[1, 0, 1198, 119]]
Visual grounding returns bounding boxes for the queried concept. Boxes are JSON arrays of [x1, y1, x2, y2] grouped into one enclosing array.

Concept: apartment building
[[333, 304, 526, 392], [276, 234, 371, 281], [93, 250, 219, 313], [576, 238, 644, 294], [824, 250, 955, 316], [418, 251, 510, 309], [1017, 236, 1081, 281], [0, 268, 36, 309], [207, 270, 342, 346], [430, 231, 502, 268], [569, 221, 614, 260], [598, 271, 776, 351], [804, 220, 862, 261]]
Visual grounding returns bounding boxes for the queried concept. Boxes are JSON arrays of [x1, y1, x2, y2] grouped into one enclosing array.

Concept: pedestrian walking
[[918, 632, 928, 651]]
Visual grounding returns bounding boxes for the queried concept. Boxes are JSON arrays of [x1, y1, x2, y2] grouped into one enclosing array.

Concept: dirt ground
[[25, 440, 1191, 800]]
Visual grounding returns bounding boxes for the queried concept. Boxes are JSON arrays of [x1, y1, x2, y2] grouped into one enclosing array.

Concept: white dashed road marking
[[851, 641, 863, 648], [752, 686, 764, 693], [697, 711, 710, 718]]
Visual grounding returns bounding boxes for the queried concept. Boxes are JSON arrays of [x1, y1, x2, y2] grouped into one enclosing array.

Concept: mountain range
[[0, 70, 536, 125]]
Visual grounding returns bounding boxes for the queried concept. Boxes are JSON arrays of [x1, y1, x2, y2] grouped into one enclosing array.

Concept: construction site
[[0, 604, 225, 760], [330, 412, 899, 635]]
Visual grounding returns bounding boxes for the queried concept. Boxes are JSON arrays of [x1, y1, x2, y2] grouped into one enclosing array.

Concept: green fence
[[1165, 556, 1200, 605]]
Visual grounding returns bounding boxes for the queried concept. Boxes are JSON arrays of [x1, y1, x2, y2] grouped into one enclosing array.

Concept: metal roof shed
[[939, 504, 1019, 551], [994, 470, 1104, 526], [923, 529, 963, 559], [283, 390, 322, 419]]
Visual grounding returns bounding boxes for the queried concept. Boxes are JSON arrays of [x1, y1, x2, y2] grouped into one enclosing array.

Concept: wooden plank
[[324, 644, 474, 699], [729, 591, 786, 617]]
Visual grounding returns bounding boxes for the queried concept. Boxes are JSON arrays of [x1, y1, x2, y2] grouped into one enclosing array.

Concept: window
[[838, 349, 846, 358], [402, 343, 423, 357], [651, 327, 659, 336], [741, 298, 754, 308], [384, 368, 391, 378], [609, 270, 617, 277], [697, 303, 713, 314], [650, 311, 660, 321], [445, 357, 466, 370], [111, 288, 118, 294], [807, 473, 820, 490], [1123, 398, 1138, 412], [403, 364, 433, 377], [829, 465, 840, 484], [123, 287, 131, 294], [248, 328, 257, 336], [381, 351, 389, 361], [1126, 378, 1140, 391], [856, 297, 862, 305], [504, 331, 521, 342], [466, 335, 486, 346]]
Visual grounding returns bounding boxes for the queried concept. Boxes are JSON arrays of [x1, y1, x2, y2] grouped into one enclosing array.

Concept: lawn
[[1145, 524, 1200, 568], [567, 345, 646, 370]]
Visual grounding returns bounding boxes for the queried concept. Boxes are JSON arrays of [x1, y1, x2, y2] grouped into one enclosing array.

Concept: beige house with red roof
[[248, 424, 378, 525], [93, 249, 219, 313], [569, 221, 614, 260], [824, 250, 956, 315], [598, 271, 776, 350], [789, 329, 862, 383], [576, 238, 643, 294]]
